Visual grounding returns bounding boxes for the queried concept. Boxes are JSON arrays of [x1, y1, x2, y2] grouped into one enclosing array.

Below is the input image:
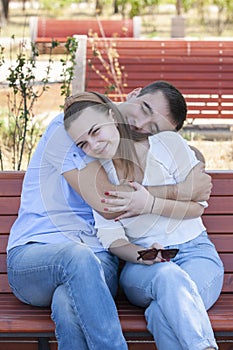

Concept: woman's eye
[[92, 127, 100, 135], [77, 141, 87, 149]]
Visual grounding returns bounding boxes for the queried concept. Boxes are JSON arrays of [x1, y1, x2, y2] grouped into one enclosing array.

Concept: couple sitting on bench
[[7, 81, 223, 350]]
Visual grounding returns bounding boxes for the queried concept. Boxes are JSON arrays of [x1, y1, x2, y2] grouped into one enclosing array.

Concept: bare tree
[[1, 0, 9, 21], [176, 0, 182, 15]]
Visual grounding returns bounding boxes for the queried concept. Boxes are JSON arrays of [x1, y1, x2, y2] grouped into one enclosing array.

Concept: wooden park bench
[[72, 37, 233, 121], [29, 17, 141, 54], [0, 170, 233, 349]]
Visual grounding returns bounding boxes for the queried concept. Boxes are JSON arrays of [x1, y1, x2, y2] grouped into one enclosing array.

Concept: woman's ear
[[108, 109, 115, 121], [108, 109, 118, 126], [126, 87, 142, 101]]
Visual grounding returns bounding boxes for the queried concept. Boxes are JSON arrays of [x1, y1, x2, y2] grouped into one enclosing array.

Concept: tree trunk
[[176, 0, 182, 16], [113, 0, 119, 14], [1, 0, 9, 19], [95, 0, 103, 15]]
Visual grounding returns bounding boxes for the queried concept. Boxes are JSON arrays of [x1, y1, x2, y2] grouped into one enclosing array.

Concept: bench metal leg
[[38, 337, 50, 350]]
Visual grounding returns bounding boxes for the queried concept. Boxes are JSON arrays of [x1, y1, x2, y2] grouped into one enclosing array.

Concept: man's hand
[[176, 162, 212, 202]]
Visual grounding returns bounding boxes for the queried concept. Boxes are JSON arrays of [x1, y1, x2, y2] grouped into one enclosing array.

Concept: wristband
[[150, 196, 156, 213]]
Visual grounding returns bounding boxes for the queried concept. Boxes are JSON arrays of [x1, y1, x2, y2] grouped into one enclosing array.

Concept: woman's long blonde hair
[[64, 92, 145, 180]]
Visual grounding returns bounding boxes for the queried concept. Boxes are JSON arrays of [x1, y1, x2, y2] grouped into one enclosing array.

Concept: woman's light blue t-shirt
[[7, 113, 105, 253]]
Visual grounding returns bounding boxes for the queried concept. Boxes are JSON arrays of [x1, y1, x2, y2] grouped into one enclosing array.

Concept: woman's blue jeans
[[7, 241, 127, 350], [120, 231, 224, 350]]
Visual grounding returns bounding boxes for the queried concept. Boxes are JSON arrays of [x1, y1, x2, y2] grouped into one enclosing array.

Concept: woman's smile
[[67, 107, 120, 159]]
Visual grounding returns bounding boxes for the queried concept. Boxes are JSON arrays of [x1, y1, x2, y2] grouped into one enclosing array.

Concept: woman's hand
[[137, 242, 165, 265], [101, 181, 153, 220]]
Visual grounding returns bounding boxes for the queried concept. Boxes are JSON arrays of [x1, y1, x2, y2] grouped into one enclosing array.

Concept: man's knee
[[61, 242, 99, 267]]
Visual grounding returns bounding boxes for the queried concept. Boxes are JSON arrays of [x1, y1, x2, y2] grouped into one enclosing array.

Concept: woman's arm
[[109, 239, 142, 264], [63, 161, 211, 220], [109, 239, 164, 265], [108, 239, 160, 265]]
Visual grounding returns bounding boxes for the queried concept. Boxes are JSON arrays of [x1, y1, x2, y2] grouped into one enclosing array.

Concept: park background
[[0, 0, 232, 170]]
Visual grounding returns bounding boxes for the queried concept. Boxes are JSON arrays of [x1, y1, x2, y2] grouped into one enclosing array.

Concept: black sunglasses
[[137, 248, 179, 262]]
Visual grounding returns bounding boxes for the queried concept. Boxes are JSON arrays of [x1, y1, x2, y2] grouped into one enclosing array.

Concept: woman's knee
[[150, 262, 195, 293]]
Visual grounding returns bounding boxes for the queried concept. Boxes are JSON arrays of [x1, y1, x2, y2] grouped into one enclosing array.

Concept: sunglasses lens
[[141, 251, 157, 260], [161, 249, 179, 259], [138, 248, 158, 261]]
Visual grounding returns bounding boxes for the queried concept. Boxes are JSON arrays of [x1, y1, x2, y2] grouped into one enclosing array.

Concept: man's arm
[[101, 180, 205, 220], [63, 160, 209, 220], [147, 162, 212, 202]]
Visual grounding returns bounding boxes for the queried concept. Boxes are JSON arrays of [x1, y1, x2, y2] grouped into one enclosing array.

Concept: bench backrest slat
[[38, 19, 134, 38], [73, 38, 233, 119], [30, 17, 141, 43]]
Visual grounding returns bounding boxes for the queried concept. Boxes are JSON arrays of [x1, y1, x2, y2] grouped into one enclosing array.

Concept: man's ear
[[126, 87, 142, 101]]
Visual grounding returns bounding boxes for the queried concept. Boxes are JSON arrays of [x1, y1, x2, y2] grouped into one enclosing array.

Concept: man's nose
[[135, 117, 150, 130]]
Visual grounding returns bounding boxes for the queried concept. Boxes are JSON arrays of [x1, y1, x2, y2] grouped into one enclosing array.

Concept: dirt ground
[[189, 140, 233, 170]]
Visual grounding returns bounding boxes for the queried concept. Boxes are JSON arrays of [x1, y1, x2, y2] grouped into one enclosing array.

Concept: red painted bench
[[29, 17, 141, 54], [0, 170, 233, 349], [73, 37, 233, 120]]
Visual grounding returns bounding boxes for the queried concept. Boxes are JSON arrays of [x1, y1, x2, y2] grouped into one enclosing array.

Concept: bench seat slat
[[0, 294, 232, 334]]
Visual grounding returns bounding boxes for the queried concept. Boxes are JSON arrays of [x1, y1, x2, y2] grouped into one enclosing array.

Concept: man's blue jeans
[[120, 231, 224, 350], [7, 241, 127, 350]]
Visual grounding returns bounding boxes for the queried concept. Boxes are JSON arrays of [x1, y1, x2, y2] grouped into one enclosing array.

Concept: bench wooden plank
[[0, 171, 24, 196], [205, 197, 233, 214], [73, 38, 233, 119], [0, 198, 21, 215], [0, 294, 232, 335], [210, 233, 233, 250], [0, 217, 18, 234], [0, 170, 233, 349], [33, 18, 139, 40], [30, 17, 141, 56]]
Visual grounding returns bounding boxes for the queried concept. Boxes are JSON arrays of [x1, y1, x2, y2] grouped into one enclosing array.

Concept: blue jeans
[[7, 241, 128, 350], [120, 231, 224, 350]]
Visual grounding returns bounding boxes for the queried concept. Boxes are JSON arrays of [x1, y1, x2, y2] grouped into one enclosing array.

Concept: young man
[[64, 81, 211, 219], [7, 81, 211, 350]]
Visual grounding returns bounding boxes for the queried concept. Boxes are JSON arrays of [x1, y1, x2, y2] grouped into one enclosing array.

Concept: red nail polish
[[114, 218, 119, 222], [104, 192, 109, 196], [101, 199, 105, 203], [104, 208, 108, 211]]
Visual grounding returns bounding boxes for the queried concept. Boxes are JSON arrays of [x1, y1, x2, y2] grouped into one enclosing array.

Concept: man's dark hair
[[138, 81, 187, 131]]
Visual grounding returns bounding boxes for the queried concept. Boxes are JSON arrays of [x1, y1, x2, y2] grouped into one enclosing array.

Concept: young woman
[[64, 91, 224, 350]]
